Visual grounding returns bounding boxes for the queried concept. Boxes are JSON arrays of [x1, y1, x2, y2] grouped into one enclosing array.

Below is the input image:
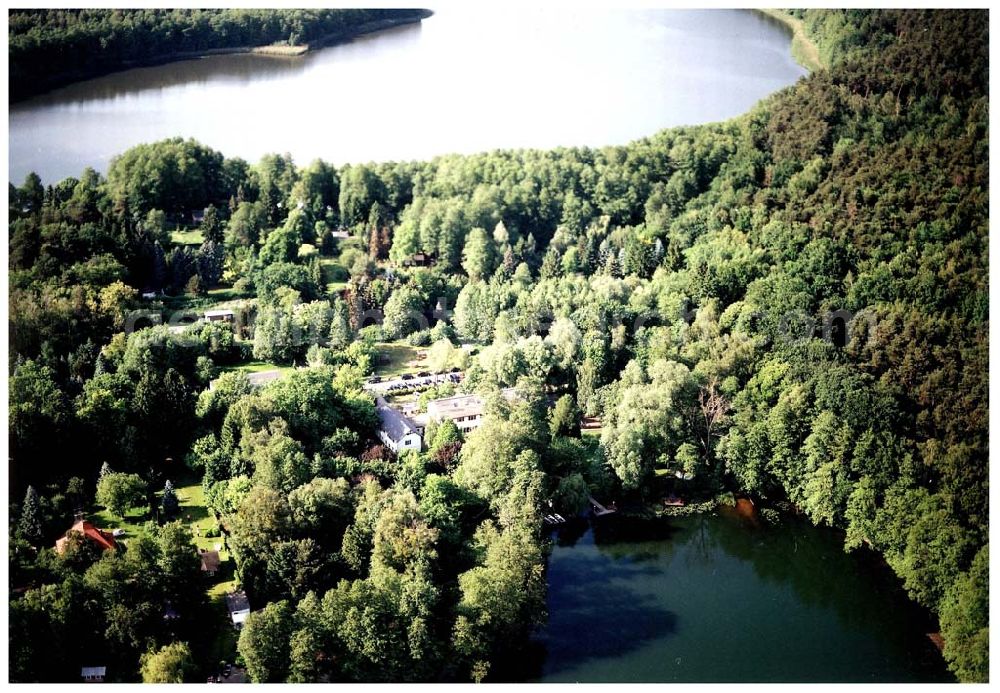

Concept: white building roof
[[377, 400, 419, 443], [426, 388, 518, 422]]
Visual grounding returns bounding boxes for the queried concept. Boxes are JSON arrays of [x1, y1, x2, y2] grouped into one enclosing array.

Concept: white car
[[112, 528, 126, 538]]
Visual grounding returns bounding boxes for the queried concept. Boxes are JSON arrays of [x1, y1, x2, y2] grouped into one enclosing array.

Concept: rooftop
[[426, 393, 485, 421], [55, 519, 117, 553], [426, 388, 518, 422], [376, 396, 419, 442], [200, 549, 221, 572], [225, 590, 250, 615]]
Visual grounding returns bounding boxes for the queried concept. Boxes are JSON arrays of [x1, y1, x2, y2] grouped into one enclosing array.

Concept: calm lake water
[[9, 8, 806, 184], [519, 511, 952, 683]]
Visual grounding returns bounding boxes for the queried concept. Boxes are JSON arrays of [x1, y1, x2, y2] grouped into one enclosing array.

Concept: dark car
[[417, 371, 430, 377], [368, 375, 382, 384], [400, 373, 414, 380], [450, 367, 461, 373]]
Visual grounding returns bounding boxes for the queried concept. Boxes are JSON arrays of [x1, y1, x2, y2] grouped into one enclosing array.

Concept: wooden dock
[[589, 496, 617, 516]]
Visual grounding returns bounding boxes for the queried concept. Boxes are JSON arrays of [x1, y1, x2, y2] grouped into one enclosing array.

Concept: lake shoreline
[[11, 9, 812, 188], [9, 10, 432, 104], [754, 9, 824, 72]]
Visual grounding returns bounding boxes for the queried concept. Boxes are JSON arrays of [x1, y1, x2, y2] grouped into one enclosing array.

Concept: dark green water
[[526, 510, 952, 683]]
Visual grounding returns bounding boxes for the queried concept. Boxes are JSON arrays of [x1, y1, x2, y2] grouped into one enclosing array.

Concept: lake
[[9, 8, 806, 184], [517, 510, 952, 683]]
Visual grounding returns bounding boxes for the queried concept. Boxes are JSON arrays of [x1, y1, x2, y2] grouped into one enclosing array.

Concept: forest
[[8, 8, 429, 101], [8, 9, 988, 684]]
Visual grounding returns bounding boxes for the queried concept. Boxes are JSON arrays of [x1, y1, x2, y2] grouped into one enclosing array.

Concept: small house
[[204, 309, 235, 323], [200, 549, 221, 576], [375, 398, 422, 453], [403, 252, 432, 267], [225, 591, 251, 629], [81, 666, 106, 683], [55, 518, 117, 554]]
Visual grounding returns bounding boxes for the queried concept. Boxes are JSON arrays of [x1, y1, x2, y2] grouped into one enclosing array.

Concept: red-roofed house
[[55, 519, 118, 554]]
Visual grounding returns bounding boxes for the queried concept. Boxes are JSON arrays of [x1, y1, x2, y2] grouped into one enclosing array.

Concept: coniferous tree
[[17, 486, 43, 545], [151, 242, 168, 291], [328, 298, 353, 349], [197, 240, 225, 288], [162, 479, 179, 518], [201, 204, 223, 243]]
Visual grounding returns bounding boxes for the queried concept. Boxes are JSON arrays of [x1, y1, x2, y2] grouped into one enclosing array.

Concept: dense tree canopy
[[8, 9, 987, 684]]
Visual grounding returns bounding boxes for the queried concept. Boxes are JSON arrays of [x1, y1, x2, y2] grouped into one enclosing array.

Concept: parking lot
[[363, 370, 462, 394]]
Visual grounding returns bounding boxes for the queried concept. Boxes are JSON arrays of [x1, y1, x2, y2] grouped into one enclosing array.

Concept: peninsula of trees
[[8, 9, 987, 684], [8, 8, 431, 101]]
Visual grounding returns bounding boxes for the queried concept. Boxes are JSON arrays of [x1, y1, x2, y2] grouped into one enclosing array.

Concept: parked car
[[368, 375, 382, 384], [400, 374, 414, 381], [112, 528, 126, 538], [417, 371, 430, 377]]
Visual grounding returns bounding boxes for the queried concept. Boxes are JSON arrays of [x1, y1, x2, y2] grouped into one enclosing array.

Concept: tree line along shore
[[8, 9, 987, 684], [8, 8, 431, 102]]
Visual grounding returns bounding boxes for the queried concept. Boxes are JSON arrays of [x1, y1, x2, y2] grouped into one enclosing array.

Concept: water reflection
[[542, 552, 678, 677], [10, 8, 806, 184], [530, 512, 952, 682]]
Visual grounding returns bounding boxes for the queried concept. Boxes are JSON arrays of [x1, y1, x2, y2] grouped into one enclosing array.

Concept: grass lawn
[[374, 341, 425, 377], [172, 474, 241, 669], [204, 597, 239, 669], [319, 257, 348, 279], [174, 479, 223, 550], [171, 228, 205, 246], [336, 236, 363, 252], [91, 474, 241, 670], [319, 258, 350, 294], [205, 286, 245, 303], [155, 286, 249, 315], [222, 360, 294, 375], [89, 506, 152, 545]]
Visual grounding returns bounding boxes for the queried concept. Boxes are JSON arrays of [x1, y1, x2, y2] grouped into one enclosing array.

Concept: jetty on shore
[[589, 496, 617, 516]]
